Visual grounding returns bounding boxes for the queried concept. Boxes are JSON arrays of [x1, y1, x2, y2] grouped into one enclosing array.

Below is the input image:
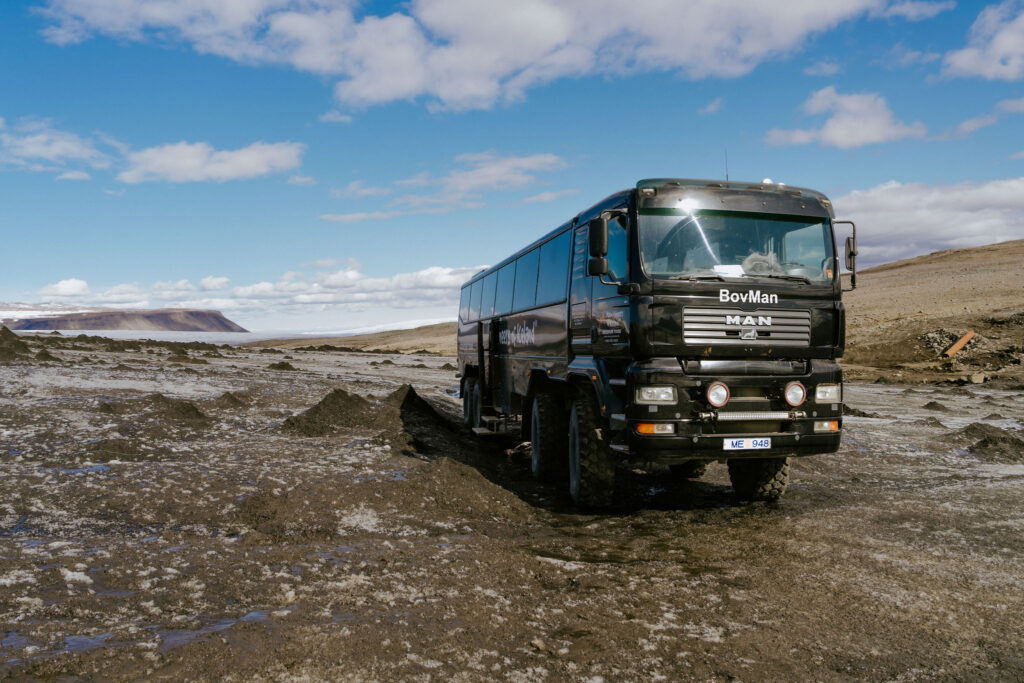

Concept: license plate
[[723, 437, 771, 450]]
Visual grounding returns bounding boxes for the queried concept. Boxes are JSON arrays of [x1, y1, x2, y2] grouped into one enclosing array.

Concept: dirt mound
[[370, 359, 395, 366], [35, 349, 58, 362], [844, 405, 881, 418], [268, 361, 297, 371], [215, 391, 248, 408], [923, 400, 951, 412], [281, 389, 373, 436], [401, 457, 534, 523], [85, 439, 154, 462], [983, 413, 1007, 420], [440, 362, 457, 371], [914, 416, 948, 428], [0, 329, 30, 362], [149, 394, 208, 422]]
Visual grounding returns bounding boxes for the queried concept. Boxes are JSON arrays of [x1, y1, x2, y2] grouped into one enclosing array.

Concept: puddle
[[155, 609, 281, 651]]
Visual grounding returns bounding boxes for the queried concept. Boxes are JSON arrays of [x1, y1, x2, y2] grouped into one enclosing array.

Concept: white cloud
[[954, 113, 998, 136], [834, 177, 1024, 264], [804, 60, 841, 76], [320, 210, 406, 223], [319, 110, 353, 124], [39, 278, 90, 297], [886, 42, 942, 68], [118, 140, 305, 183], [522, 189, 580, 203], [199, 276, 230, 291], [1012, 150, 1024, 159], [998, 96, 1024, 112], [287, 174, 316, 185], [339, 180, 392, 197], [872, 1, 955, 21], [38, 0, 941, 111], [55, 170, 91, 180], [944, 1, 1024, 80], [698, 97, 724, 115], [0, 119, 111, 170], [765, 85, 927, 148]]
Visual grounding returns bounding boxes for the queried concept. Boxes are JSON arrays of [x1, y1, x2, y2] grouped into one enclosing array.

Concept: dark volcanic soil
[[2, 333, 1024, 680]]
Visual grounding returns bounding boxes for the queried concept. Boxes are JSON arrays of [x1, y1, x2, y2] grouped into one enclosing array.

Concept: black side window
[[607, 215, 628, 281], [459, 286, 471, 322], [512, 248, 540, 311], [469, 280, 482, 320], [480, 273, 497, 318], [494, 264, 515, 315], [536, 231, 571, 306]]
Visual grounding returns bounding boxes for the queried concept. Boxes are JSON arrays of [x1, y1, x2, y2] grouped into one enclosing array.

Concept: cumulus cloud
[[39, 278, 90, 297], [324, 151, 567, 223], [698, 97, 724, 114], [885, 42, 942, 68], [804, 60, 841, 76], [834, 177, 1024, 264], [944, 1, 1024, 80], [199, 276, 230, 291], [55, 170, 91, 180], [998, 96, 1024, 112], [34, 263, 486, 322], [0, 119, 111, 171], [37, 0, 944, 111], [287, 174, 316, 185], [872, 1, 955, 21], [765, 86, 927, 148], [118, 140, 305, 183], [319, 110, 353, 124]]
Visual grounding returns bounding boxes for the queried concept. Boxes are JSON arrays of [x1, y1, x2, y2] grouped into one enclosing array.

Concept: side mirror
[[845, 236, 857, 289], [590, 215, 609, 257], [588, 257, 609, 276]]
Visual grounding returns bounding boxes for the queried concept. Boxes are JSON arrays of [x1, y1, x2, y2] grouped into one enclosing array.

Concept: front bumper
[[619, 358, 843, 463]]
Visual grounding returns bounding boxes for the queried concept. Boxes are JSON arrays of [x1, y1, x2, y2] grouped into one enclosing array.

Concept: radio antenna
[[724, 148, 729, 183]]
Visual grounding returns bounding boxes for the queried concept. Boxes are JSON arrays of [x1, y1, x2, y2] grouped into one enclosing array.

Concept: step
[[472, 426, 506, 437]]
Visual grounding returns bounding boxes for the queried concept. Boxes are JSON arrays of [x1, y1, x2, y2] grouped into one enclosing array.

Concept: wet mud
[[2, 332, 1024, 680]]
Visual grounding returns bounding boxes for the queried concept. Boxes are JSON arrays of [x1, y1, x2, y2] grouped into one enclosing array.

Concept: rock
[[969, 372, 987, 384]]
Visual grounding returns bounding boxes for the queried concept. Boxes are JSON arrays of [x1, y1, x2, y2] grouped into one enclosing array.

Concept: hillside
[[247, 321, 457, 354], [7, 308, 248, 333]]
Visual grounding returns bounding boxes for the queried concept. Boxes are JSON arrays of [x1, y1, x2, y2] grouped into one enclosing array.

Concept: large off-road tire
[[670, 460, 710, 480], [568, 395, 615, 508], [530, 393, 567, 482], [727, 457, 789, 501], [462, 378, 476, 429]]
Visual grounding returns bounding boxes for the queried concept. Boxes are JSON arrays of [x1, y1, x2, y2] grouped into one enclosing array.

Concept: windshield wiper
[[666, 274, 726, 281], [748, 273, 813, 284]]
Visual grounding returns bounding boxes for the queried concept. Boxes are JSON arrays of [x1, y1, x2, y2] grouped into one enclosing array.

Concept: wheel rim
[[568, 404, 580, 502], [530, 399, 541, 476]]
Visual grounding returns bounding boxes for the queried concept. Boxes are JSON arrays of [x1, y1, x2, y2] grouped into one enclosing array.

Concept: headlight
[[706, 382, 729, 407], [784, 381, 806, 407], [635, 386, 676, 404], [815, 384, 841, 403]]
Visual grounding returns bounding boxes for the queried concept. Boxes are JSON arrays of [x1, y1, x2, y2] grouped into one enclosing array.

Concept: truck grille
[[683, 307, 811, 347]]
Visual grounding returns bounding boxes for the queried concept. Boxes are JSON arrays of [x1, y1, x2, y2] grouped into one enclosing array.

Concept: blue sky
[[2, 0, 1023, 331]]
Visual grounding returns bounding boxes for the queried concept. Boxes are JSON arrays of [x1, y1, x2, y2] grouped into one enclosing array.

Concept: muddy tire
[[568, 395, 615, 508], [671, 460, 710, 480], [462, 378, 476, 429], [531, 393, 567, 482], [727, 457, 789, 501]]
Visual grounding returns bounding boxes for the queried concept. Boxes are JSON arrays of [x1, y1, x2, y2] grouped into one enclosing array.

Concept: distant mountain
[[5, 308, 248, 332]]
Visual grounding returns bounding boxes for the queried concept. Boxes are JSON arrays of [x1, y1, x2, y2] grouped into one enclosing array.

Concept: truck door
[[591, 214, 630, 356], [569, 224, 592, 358]]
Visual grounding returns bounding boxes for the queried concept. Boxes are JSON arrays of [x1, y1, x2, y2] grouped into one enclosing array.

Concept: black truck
[[457, 178, 857, 507]]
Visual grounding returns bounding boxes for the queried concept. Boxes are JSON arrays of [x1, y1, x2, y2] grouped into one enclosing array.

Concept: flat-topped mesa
[[6, 309, 248, 332]]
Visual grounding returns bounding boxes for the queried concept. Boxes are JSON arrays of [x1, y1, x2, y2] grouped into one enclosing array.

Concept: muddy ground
[[2, 332, 1024, 680]]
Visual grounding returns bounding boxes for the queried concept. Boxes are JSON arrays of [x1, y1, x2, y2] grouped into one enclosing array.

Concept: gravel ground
[[2, 334, 1024, 680]]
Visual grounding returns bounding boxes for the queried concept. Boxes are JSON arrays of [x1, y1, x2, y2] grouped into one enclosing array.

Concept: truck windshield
[[638, 210, 835, 283]]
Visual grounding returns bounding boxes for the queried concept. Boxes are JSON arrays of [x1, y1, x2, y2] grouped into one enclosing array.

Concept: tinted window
[[512, 248, 540, 311], [468, 280, 482, 320], [607, 215, 628, 281], [480, 273, 497, 318], [458, 286, 471, 322], [494, 263, 515, 315], [536, 231, 571, 306]]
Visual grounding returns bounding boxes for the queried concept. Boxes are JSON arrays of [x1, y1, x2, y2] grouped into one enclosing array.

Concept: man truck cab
[[457, 178, 857, 507]]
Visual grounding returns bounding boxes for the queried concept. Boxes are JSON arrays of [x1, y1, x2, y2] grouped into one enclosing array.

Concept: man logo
[[726, 315, 773, 326], [741, 327, 758, 340]]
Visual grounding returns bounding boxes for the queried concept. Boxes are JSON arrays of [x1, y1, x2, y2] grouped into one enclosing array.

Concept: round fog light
[[784, 381, 806, 407], [707, 382, 730, 407]]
